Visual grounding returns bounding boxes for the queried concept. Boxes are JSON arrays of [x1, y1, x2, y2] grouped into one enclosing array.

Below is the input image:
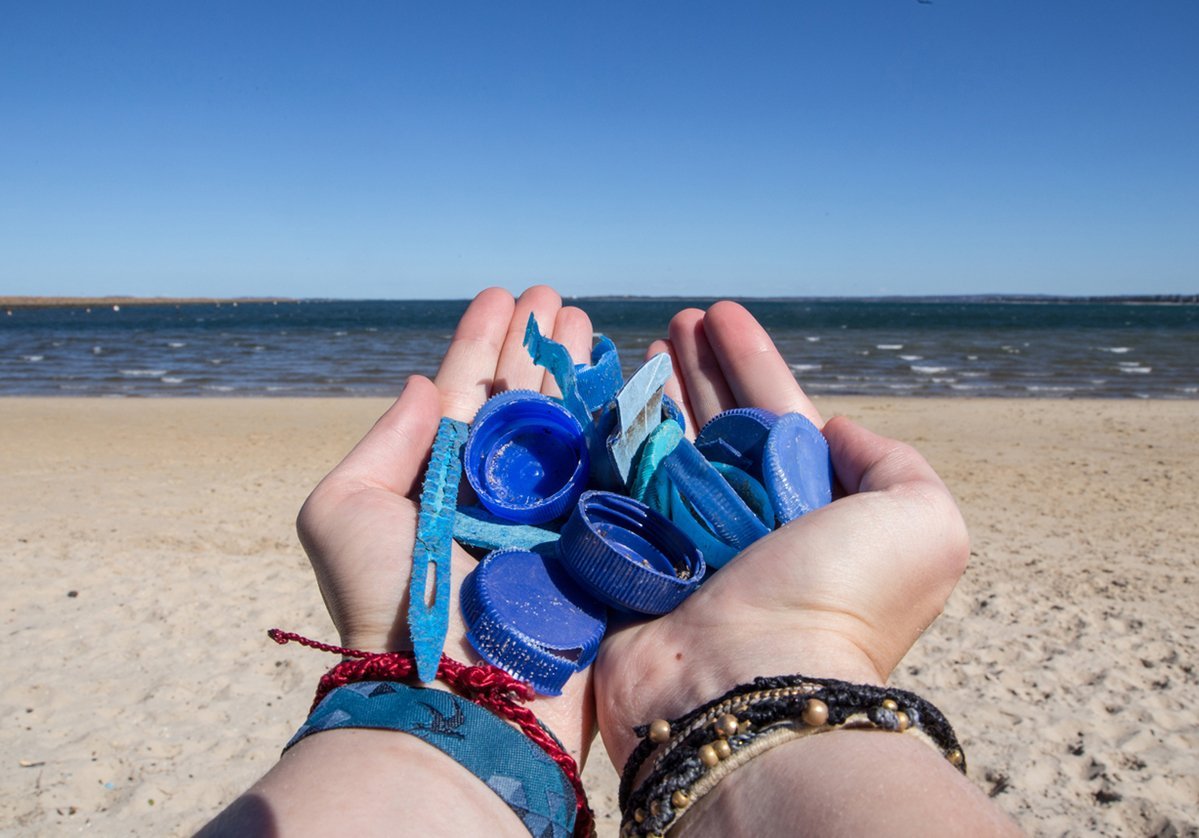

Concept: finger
[[493, 285, 563, 394], [647, 339, 695, 437], [703, 300, 823, 427], [330, 375, 443, 494], [434, 287, 515, 422], [542, 305, 594, 398], [667, 308, 736, 429], [822, 415, 945, 495]]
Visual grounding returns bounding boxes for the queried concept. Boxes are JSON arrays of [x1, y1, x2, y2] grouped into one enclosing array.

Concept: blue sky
[[2, 2, 1196, 299]]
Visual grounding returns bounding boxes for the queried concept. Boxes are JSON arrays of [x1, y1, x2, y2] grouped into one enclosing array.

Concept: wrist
[[597, 615, 884, 768]]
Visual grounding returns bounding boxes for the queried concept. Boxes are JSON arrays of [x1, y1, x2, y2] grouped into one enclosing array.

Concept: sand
[[1, 397, 1196, 836]]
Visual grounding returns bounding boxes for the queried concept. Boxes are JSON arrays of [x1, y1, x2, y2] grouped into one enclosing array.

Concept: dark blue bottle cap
[[558, 491, 705, 615], [695, 407, 779, 475], [463, 390, 590, 525], [762, 412, 834, 524], [460, 548, 607, 696]]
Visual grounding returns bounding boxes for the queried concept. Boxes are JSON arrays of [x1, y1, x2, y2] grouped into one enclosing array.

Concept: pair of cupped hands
[[296, 285, 969, 771]]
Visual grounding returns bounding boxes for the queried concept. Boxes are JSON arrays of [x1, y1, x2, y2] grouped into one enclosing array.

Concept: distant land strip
[[1, 296, 296, 309]]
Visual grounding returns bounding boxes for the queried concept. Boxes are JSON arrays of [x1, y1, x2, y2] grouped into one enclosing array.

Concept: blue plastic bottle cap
[[695, 407, 779, 475], [463, 390, 591, 525], [460, 548, 607, 696], [762, 412, 834, 524], [558, 491, 705, 615]]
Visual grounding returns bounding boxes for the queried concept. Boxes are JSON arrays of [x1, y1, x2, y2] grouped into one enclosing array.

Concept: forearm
[[673, 728, 1022, 837], [197, 729, 530, 838]]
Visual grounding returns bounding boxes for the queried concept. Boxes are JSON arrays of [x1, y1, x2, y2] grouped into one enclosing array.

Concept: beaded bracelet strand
[[619, 674, 965, 838], [269, 629, 595, 838]]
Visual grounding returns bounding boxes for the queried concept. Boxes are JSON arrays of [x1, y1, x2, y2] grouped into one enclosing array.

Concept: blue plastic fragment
[[522, 314, 591, 431], [409, 416, 469, 683], [606, 353, 673, 488], [762, 412, 834, 524], [575, 335, 623, 413], [453, 505, 561, 552], [628, 418, 684, 504], [460, 548, 607, 696], [662, 437, 770, 551]]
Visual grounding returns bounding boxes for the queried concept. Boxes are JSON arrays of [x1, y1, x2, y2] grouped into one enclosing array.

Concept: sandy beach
[[1, 396, 1195, 836]]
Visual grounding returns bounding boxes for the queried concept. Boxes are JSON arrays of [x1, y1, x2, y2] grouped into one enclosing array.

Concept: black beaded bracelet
[[619, 675, 966, 838]]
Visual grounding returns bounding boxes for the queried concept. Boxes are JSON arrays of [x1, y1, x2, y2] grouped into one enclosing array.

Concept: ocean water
[[1, 298, 1196, 398]]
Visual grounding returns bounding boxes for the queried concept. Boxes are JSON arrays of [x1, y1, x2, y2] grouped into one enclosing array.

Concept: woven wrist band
[[619, 674, 965, 838], [270, 629, 594, 838]]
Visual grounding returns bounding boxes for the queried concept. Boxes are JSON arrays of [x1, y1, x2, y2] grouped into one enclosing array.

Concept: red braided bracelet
[[269, 629, 595, 838]]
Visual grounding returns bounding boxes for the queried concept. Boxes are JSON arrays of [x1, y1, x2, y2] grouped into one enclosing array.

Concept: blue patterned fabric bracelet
[[284, 680, 576, 837]]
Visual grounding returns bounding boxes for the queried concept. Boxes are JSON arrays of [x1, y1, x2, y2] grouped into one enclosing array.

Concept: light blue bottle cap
[[762, 412, 834, 524], [460, 548, 607, 696], [463, 390, 590, 525]]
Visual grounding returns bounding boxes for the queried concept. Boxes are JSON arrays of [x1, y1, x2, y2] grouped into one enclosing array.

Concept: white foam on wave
[[877, 344, 903, 350], [334, 330, 348, 337], [161, 376, 185, 384], [23, 354, 44, 362], [1026, 385, 1077, 393], [1118, 365, 1152, 374], [911, 365, 949, 374], [168, 341, 187, 348], [899, 354, 922, 361], [790, 363, 822, 372], [887, 383, 919, 390], [805, 336, 821, 342], [121, 369, 168, 377], [92, 345, 103, 354], [204, 384, 235, 392], [1102, 347, 1132, 354]]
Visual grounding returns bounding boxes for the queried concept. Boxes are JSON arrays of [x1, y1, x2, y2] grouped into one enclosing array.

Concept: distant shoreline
[[3, 293, 1195, 309], [1, 296, 296, 309]]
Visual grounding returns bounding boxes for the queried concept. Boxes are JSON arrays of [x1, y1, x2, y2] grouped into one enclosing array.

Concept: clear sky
[[2, 1, 1196, 299]]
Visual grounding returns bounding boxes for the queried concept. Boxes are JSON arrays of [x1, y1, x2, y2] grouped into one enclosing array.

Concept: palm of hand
[[594, 302, 969, 766], [294, 286, 599, 760]]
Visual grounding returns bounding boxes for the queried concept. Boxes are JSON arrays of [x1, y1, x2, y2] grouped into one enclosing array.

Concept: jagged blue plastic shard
[[409, 416, 469, 683], [606, 352, 673, 488], [575, 335, 622, 413], [522, 314, 591, 431], [453, 504, 561, 553]]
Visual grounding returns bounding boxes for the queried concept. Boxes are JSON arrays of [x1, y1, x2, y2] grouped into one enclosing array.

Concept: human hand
[[593, 301, 971, 767], [294, 285, 598, 760]]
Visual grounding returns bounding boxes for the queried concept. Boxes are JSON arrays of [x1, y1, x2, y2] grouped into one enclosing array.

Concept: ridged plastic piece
[[558, 491, 704, 615], [762, 412, 834, 524], [628, 418, 684, 505], [575, 335, 623, 413], [409, 416, 469, 683], [695, 407, 779, 475], [662, 438, 771, 551], [463, 390, 590, 525], [667, 462, 773, 570], [460, 548, 607, 696], [453, 505, 561, 552]]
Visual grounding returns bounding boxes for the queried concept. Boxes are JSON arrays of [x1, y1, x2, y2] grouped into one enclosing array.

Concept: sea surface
[[1, 298, 1196, 398]]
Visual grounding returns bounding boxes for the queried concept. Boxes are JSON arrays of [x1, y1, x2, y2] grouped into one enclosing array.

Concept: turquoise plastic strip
[[409, 416, 468, 683]]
